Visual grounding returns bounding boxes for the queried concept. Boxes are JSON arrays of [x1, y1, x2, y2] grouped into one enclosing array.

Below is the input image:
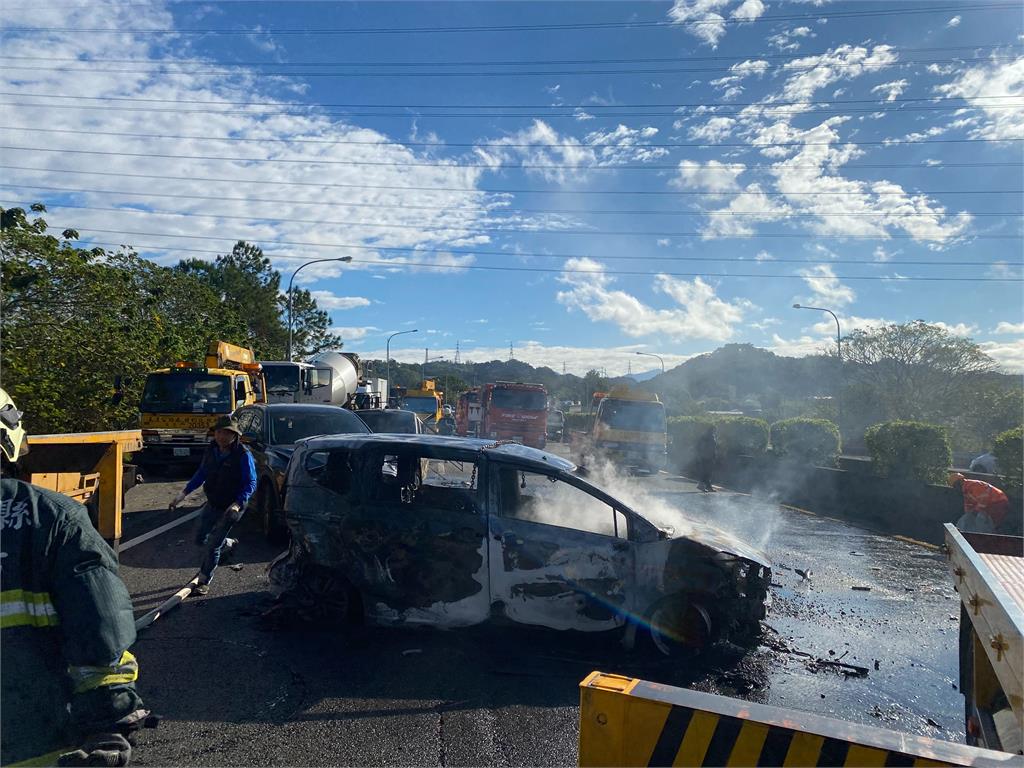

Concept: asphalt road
[[118, 460, 965, 766]]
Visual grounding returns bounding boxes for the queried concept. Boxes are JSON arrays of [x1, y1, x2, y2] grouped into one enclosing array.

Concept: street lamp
[[793, 303, 843, 433], [286, 256, 353, 361], [634, 351, 665, 374], [386, 329, 418, 403]]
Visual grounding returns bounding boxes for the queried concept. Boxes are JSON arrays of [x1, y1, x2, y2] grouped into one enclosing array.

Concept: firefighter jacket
[[961, 478, 1010, 525], [0, 478, 143, 764]]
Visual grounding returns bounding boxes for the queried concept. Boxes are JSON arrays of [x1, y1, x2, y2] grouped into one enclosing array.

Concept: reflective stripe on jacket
[[0, 479, 143, 765]]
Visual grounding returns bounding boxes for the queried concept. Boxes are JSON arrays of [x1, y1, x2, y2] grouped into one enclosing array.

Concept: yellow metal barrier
[[25, 430, 142, 545], [579, 671, 1018, 767]]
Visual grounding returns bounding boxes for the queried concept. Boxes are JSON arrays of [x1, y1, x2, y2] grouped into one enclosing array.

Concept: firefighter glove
[[226, 502, 243, 522], [58, 732, 132, 767]]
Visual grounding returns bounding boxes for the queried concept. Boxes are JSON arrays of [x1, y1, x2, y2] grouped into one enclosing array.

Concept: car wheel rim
[[649, 601, 711, 656]]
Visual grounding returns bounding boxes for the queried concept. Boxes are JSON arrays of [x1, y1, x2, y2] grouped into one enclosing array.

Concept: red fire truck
[[477, 381, 548, 448]]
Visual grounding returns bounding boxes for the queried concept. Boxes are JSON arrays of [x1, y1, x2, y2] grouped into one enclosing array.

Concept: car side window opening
[[371, 450, 480, 512], [234, 409, 254, 436], [495, 466, 627, 538], [248, 410, 264, 441], [307, 449, 354, 497]]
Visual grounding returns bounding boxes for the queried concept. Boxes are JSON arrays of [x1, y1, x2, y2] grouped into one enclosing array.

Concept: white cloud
[[329, 326, 381, 341], [750, 317, 781, 330], [556, 258, 747, 342], [871, 79, 908, 102], [709, 59, 769, 96], [768, 334, 831, 357], [778, 45, 899, 103], [946, 15, 961, 28], [994, 321, 1024, 334], [932, 322, 979, 337], [0, 3, 499, 276], [754, 250, 775, 262], [657, 238, 672, 247], [980, 339, 1024, 373], [766, 26, 814, 52], [307, 291, 371, 311], [797, 265, 855, 307], [667, 0, 765, 47], [688, 116, 737, 143], [873, 246, 892, 262], [672, 160, 745, 193], [936, 57, 1024, 141]]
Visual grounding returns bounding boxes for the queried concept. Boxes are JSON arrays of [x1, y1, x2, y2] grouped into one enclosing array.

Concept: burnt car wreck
[[269, 435, 770, 655]]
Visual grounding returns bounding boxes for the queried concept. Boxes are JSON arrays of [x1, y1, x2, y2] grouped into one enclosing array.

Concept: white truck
[[259, 352, 362, 407]]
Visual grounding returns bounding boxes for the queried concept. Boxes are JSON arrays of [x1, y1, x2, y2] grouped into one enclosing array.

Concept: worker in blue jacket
[[0, 388, 152, 766], [169, 415, 256, 595]]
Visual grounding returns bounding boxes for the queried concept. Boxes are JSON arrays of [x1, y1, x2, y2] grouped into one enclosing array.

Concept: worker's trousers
[[194, 503, 235, 585]]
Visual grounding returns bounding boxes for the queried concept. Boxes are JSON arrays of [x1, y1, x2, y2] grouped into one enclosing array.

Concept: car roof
[[300, 433, 575, 472], [353, 408, 415, 417], [244, 403, 352, 412]]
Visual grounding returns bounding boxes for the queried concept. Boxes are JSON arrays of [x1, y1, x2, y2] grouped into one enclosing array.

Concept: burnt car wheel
[[258, 482, 288, 546], [646, 597, 713, 658], [296, 566, 357, 627]]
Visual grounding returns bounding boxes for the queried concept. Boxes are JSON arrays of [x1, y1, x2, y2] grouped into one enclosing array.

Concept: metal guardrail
[[579, 671, 1017, 767]]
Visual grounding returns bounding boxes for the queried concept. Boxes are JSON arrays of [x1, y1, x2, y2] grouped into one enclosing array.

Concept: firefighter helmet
[[0, 388, 28, 464]]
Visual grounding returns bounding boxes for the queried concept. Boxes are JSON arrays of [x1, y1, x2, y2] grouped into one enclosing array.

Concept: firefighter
[[0, 388, 151, 766], [950, 472, 1010, 534]]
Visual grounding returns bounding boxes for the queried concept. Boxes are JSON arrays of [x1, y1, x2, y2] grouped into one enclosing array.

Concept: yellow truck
[[571, 386, 667, 473], [137, 341, 265, 469], [399, 379, 444, 431]]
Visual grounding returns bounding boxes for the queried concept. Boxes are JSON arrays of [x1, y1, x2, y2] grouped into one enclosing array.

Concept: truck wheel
[[258, 483, 288, 546], [644, 597, 712, 658]]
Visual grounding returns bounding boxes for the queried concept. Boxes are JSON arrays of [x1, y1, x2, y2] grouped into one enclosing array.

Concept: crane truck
[[137, 341, 266, 469]]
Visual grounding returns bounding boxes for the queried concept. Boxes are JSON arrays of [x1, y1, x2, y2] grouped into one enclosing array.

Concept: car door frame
[[484, 458, 637, 633]]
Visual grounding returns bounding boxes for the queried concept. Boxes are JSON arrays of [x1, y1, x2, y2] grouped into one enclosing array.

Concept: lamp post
[[793, 303, 843, 433], [634, 350, 665, 374], [286, 256, 352, 361], [386, 329, 418, 403]]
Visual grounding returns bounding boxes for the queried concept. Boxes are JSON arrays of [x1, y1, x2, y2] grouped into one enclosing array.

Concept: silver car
[[271, 434, 770, 655]]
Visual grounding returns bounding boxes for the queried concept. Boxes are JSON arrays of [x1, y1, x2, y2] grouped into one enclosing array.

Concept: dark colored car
[[353, 408, 422, 434], [233, 403, 370, 542], [270, 434, 771, 656]]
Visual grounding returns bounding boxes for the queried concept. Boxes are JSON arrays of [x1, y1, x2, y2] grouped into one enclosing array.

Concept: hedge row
[[994, 426, 1023, 488], [864, 421, 951, 484], [770, 418, 842, 467]]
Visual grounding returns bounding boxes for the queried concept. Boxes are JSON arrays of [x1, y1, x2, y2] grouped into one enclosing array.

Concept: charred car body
[[271, 435, 770, 653]]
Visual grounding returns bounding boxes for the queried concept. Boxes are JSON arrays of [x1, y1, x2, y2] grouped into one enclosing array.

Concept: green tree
[[843, 321, 998, 424], [1, 206, 244, 433], [285, 286, 344, 359]]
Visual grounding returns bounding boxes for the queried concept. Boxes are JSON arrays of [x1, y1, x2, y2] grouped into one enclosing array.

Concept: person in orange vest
[[949, 473, 1010, 534]]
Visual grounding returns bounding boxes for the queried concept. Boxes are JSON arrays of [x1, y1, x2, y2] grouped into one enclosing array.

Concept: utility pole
[[509, 342, 514, 361], [455, 340, 461, 365]]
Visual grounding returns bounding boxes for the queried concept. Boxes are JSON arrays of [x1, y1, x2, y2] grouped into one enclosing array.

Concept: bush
[[770, 418, 841, 466], [993, 426, 1023, 488], [715, 416, 769, 456], [563, 412, 594, 433], [864, 421, 951, 484], [667, 415, 714, 471]]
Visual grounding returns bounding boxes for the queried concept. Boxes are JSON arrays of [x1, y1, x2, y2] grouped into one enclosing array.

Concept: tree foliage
[[714, 416, 769, 456], [770, 418, 841, 466], [993, 426, 1023, 490], [864, 420, 952, 484], [1, 207, 245, 433]]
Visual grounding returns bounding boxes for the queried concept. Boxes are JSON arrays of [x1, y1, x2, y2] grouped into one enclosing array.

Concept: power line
[[2, 55, 1018, 79], [1, 124, 1018, 152], [4, 165, 1019, 198], [43, 230, 1024, 283], [59, 236, 1014, 269], [3, 145, 1019, 171], [5, 3, 1016, 35], [2, 54, 1017, 78], [3, 91, 1018, 112], [7, 184, 1021, 217], [0, 43, 1015, 67], [8, 200, 1020, 227], [39, 224, 1024, 244]]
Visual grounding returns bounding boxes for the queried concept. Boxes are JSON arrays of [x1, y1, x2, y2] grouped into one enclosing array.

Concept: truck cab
[[260, 361, 335, 404], [138, 341, 265, 468]]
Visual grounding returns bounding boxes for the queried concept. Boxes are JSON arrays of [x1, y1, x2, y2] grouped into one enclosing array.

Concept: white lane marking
[[120, 508, 201, 552]]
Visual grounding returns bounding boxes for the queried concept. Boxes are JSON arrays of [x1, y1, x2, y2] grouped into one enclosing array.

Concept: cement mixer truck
[[259, 352, 362, 408]]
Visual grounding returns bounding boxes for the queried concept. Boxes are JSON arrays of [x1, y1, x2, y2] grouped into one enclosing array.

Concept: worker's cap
[[212, 415, 243, 436], [948, 472, 966, 487]]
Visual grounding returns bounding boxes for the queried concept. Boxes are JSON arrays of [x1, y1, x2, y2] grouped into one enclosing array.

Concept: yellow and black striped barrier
[[579, 672, 1018, 767]]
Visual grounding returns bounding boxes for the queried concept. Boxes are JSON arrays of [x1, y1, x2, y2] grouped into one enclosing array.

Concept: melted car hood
[[659, 518, 770, 568]]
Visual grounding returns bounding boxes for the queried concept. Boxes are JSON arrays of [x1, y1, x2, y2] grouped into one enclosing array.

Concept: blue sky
[[1, 0, 1022, 374]]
